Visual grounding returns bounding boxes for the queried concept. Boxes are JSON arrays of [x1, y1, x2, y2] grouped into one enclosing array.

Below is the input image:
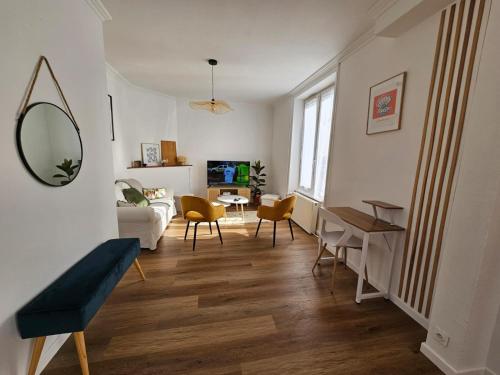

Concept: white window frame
[[297, 84, 335, 201]]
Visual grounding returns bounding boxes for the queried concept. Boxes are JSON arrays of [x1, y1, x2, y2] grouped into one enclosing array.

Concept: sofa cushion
[[143, 187, 167, 200], [16, 238, 140, 338], [123, 188, 150, 207], [117, 200, 136, 207]]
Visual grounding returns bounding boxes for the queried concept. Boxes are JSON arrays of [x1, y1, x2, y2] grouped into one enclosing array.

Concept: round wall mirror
[[17, 102, 83, 186]]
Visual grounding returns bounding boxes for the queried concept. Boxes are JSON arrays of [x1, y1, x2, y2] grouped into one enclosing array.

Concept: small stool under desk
[[327, 204, 405, 303]]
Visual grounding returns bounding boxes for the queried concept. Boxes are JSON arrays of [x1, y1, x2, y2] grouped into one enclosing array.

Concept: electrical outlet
[[433, 326, 450, 347]]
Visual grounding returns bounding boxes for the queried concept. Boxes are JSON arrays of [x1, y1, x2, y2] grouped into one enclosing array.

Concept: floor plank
[[43, 212, 441, 374]]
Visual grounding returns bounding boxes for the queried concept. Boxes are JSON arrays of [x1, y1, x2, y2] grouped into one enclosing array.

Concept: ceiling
[[103, 0, 380, 103]]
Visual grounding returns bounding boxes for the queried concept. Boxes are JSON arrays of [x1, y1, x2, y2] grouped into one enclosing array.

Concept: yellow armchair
[[255, 195, 297, 247], [181, 196, 225, 251]]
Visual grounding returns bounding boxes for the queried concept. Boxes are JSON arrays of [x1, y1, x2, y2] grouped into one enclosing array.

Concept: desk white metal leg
[[240, 203, 245, 220], [356, 233, 370, 303], [384, 232, 400, 299]]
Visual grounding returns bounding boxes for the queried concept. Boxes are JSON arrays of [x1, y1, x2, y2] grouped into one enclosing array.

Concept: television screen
[[207, 161, 250, 186]]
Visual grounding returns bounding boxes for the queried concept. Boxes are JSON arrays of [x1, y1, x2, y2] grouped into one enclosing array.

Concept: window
[[298, 86, 335, 201]]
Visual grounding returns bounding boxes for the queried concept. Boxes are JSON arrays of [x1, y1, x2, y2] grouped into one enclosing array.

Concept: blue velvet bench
[[16, 238, 146, 375]]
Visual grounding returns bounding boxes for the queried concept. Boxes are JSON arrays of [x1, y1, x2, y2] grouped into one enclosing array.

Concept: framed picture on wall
[[141, 143, 161, 166], [366, 72, 406, 135], [108, 94, 115, 141]]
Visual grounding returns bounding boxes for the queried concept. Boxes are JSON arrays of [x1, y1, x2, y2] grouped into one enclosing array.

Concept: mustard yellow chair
[[181, 196, 225, 251], [255, 195, 297, 247]]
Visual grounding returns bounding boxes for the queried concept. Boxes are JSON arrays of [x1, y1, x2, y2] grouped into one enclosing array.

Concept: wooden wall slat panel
[[398, 0, 486, 320], [403, 4, 456, 302], [418, 0, 472, 313], [410, 0, 466, 308], [398, 9, 447, 298], [426, 0, 486, 317]]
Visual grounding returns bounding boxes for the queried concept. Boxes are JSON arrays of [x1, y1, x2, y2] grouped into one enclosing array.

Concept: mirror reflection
[[17, 102, 82, 186]]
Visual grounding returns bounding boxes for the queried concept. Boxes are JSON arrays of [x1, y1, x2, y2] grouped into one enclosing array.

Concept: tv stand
[[207, 186, 251, 203]]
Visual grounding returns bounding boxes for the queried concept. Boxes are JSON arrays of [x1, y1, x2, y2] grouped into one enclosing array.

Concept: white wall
[[0, 1, 117, 374], [176, 98, 273, 197], [106, 66, 178, 177], [270, 96, 294, 198], [487, 309, 500, 374]]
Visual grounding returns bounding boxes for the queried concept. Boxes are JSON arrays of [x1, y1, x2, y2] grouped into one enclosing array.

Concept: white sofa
[[115, 178, 176, 250]]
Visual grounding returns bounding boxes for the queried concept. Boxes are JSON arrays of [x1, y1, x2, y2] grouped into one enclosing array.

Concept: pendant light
[[189, 59, 233, 114]]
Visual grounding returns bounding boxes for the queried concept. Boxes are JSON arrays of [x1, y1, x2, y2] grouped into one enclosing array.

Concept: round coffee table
[[217, 195, 249, 220]]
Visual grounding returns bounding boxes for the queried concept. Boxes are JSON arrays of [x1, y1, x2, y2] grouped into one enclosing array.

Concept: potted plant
[[250, 160, 266, 205]]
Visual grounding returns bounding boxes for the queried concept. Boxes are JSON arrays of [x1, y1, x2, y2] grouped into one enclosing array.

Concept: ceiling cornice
[[84, 0, 112, 22], [367, 0, 399, 19], [287, 26, 376, 98], [106, 63, 177, 99]]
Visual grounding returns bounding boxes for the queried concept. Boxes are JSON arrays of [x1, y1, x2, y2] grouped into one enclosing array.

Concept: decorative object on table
[[161, 140, 177, 165], [177, 155, 187, 165], [141, 143, 161, 166], [108, 94, 115, 141], [132, 160, 142, 168], [189, 59, 233, 114], [53, 158, 80, 186], [366, 72, 406, 135], [142, 188, 167, 200], [16, 56, 83, 187], [250, 160, 266, 205]]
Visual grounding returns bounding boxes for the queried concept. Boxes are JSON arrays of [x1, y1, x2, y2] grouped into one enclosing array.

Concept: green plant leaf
[[53, 174, 66, 178]]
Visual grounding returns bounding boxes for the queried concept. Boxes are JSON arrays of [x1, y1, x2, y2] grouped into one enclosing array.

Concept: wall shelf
[[127, 165, 192, 169]]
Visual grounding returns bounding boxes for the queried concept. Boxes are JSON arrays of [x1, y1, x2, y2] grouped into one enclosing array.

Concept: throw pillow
[[122, 188, 150, 207], [117, 200, 136, 207], [142, 188, 167, 200]]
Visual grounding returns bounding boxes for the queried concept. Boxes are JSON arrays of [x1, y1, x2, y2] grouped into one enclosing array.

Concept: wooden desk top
[[327, 207, 405, 233], [362, 200, 403, 210]]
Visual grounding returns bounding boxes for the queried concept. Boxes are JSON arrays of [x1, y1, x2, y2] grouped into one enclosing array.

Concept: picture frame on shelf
[[141, 143, 161, 166], [366, 72, 406, 135]]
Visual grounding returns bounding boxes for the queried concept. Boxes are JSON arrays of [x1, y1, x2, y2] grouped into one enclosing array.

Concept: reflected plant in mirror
[[17, 102, 83, 186], [53, 158, 81, 185]]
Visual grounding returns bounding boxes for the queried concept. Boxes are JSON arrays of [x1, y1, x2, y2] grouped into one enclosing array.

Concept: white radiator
[[291, 192, 319, 234]]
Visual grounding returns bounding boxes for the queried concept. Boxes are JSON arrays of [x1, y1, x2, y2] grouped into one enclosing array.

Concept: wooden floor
[[44, 211, 441, 374]]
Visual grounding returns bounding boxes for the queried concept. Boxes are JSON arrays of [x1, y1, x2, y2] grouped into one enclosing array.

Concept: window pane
[[299, 98, 318, 190], [313, 88, 334, 201]]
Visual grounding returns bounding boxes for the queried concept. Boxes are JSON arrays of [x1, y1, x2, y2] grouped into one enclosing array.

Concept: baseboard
[[339, 252, 429, 329], [36, 333, 70, 375], [421, 342, 495, 375]]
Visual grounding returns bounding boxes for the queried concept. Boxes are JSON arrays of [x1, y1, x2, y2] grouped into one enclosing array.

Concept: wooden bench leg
[[133, 258, 146, 281], [74, 332, 89, 375], [28, 336, 45, 375]]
